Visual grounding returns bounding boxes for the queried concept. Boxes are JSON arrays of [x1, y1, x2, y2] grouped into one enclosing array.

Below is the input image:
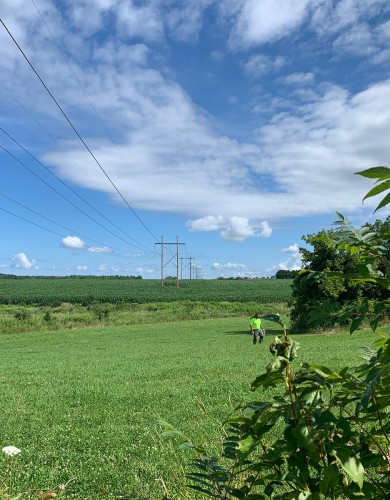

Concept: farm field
[[0, 277, 293, 305], [0, 277, 293, 334], [0, 316, 379, 499]]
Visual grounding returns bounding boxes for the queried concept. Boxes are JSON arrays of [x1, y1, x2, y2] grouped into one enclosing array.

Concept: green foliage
[[0, 278, 293, 306], [275, 269, 300, 279], [161, 167, 390, 499], [0, 301, 292, 335], [289, 217, 390, 332]]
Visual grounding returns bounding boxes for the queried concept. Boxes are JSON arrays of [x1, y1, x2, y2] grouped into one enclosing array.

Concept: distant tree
[[275, 269, 299, 279]]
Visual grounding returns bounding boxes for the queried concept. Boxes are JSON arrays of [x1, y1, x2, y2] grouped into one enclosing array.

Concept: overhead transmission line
[[30, 0, 150, 204], [0, 126, 152, 252], [0, 80, 108, 193], [0, 143, 149, 253], [0, 205, 129, 260], [0, 191, 131, 256], [0, 17, 159, 243]]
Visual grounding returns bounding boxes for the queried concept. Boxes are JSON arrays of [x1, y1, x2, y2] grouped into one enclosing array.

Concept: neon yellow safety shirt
[[250, 317, 262, 330]]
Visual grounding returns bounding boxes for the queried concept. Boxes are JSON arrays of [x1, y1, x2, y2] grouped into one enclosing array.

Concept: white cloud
[[221, 217, 267, 242], [76, 265, 88, 271], [211, 262, 247, 270], [243, 54, 286, 78], [136, 267, 155, 274], [276, 256, 302, 271], [283, 72, 315, 85], [187, 216, 271, 241], [282, 243, 300, 253], [88, 246, 112, 253], [332, 23, 377, 57], [12, 252, 36, 269], [62, 236, 86, 249], [229, 0, 312, 48], [187, 215, 225, 232]]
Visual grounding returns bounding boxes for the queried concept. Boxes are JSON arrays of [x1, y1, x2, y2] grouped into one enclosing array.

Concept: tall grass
[[0, 302, 291, 334], [0, 317, 377, 499]]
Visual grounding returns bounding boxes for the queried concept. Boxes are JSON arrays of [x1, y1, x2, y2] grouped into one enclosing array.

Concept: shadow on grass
[[227, 328, 290, 336]]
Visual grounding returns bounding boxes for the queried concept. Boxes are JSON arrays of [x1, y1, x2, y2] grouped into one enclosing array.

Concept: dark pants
[[252, 329, 265, 344]]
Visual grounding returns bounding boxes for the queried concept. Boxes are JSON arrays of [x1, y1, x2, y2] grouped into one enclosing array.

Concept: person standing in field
[[250, 313, 265, 345]]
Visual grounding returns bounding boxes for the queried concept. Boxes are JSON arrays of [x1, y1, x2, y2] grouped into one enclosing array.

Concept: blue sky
[[1, 0, 390, 278]]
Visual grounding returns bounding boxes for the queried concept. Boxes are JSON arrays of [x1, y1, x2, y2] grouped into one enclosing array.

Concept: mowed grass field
[[0, 317, 379, 499]]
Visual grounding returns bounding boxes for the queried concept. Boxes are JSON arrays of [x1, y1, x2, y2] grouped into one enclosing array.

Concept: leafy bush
[[289, 218, 390, 332]]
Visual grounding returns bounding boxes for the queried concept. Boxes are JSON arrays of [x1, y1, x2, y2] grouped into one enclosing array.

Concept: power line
[[0, 191, 136, 256], [0, 126, 152, 250], [0, 80, 106, 193], [0, 205, 128, 259], [0, 17, 159, 243], [0, 143, 149, 252], [30, 0, 151, 204]]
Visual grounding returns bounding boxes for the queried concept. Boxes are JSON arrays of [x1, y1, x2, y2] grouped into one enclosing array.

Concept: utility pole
[[155, 236, 185, 287], [179, 257, 193, 279]]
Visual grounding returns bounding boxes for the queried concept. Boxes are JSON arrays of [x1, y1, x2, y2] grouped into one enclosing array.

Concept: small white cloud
[[136, 267, 154, 274], [88, 246, 112, 253], [12, 252, 35, 269], [187, 215, 225, 232], [76, 265, 87, 271], [283, 72, 315, 85], [211, 262, 247, 270], [97, 264, 108, 272], [62, 236, 85, 249], [281, 243, 300, 253], [244, 54, 286, 78]]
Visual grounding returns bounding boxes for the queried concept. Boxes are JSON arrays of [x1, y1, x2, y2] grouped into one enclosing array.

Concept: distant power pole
[[155, 236, 185, 287], [179, 257, 193, 279], [193, 260, 201, 279]]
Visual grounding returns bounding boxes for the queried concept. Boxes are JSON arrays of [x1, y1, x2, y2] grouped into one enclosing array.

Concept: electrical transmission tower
[[179, 257, 194, 279], [155, 236, 185, 287]]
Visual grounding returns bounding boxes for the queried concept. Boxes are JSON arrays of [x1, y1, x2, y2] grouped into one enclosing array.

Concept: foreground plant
[[161, 168, 390, 499]]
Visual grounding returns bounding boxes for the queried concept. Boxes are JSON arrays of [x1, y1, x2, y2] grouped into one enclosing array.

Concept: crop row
[[0, 278, 293, 305]]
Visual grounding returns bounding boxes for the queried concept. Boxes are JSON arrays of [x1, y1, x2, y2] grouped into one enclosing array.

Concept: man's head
[[255, 313, 261, 318]]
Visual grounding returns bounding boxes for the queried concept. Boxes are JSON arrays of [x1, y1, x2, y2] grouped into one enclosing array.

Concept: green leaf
[[350, 315, 365, 334], [251, 371, 286, 390], [294, 424, 316, 452], [358, 299, 369, 315], [237, 435, 255, 452], [374, 191, 390, 212], [355, 166, 390, 179], [362, 179, 390, 201], [360, 370, 381, 408], [260, 313, 284, 327], [376, 278, 390, 290], [319, 463, 339, 496], [332, 449, 364, 489], [374, 301, 386, 314]]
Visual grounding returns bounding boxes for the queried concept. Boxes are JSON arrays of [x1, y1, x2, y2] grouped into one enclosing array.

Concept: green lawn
[[0, 318, 378, 499]]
